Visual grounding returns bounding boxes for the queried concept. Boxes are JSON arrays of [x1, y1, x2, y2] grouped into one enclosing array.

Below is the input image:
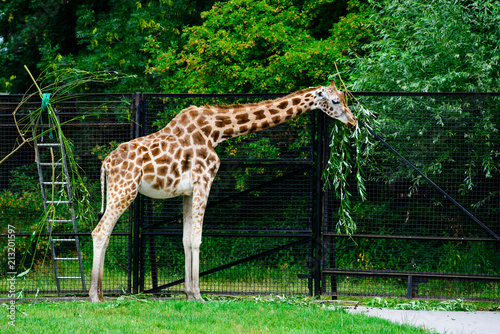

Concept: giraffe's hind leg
[[89, 220, 110, 303], [89, 188, 138, 302]]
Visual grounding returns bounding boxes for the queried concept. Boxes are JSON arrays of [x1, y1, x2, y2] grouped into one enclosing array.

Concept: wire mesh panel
[[323, 93, 500, 301], [137, 94, 317, 297], [2, 91, 498, 300], [0, 94, 135, 296]]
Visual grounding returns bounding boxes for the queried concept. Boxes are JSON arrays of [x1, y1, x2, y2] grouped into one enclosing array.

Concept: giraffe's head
[[314, 81, 357, 129]]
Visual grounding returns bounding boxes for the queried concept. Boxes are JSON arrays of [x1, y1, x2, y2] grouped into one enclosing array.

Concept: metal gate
[[321, 92, 500, 302], [131, 93, 320, 296]]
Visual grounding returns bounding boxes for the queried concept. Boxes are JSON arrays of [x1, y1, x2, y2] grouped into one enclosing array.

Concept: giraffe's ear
[[330, 80, 336, 88]]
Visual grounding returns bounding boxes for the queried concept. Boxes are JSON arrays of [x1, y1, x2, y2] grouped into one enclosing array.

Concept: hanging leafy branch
[[322, 86, 377, 235]]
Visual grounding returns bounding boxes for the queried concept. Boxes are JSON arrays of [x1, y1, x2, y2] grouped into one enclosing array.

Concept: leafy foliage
[[0, 0, 80, 92], [350, 0, 500, 92], [143, 0, 373, 93], [342, 0, 500, 232], [366, 297, 477, 312], [0, 0, 218, 93], [323, 101, 377, 234]]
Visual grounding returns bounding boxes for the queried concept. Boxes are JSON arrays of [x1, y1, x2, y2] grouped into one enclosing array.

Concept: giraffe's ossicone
[[89, 80, 357, 302]]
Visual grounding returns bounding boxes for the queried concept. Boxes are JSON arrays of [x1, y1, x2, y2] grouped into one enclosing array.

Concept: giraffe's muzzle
[[347, 120, 358, 129]]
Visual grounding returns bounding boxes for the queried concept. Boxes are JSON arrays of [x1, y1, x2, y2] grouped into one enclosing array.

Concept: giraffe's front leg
[[182, 195, 196, 301], [190, 228, 204, 302], [182, 181, 213, 302]]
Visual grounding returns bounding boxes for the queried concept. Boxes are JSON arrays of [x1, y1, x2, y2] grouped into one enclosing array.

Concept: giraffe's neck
[[203, 87, 318, 147]]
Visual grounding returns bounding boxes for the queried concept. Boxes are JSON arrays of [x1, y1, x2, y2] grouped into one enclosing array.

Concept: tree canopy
[[1, 0, 375, 93], [1, 0, 499, 93], [1, 0, 498, 235], [143, 0, 372, 93], [350, 0, 500, 92], [0, 0, 218, 92]]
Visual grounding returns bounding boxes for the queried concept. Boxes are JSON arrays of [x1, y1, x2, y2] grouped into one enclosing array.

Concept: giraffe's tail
[[98, 163, 108, 221]]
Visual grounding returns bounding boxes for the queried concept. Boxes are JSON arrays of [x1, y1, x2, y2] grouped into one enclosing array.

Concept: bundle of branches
[[1, 66, 127, 287], [322, 76, 377, 235]]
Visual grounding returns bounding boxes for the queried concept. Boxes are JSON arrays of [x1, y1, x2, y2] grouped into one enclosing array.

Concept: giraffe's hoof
[[89, 288, 104, 303], [194, 294, 205, 303], [186, 293, 205, 302], [89, 294, 101, 303]]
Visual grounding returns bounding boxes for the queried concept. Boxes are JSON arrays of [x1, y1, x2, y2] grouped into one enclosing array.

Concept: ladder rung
[[57, 276, 82, 279], [42, 181, 68, 185], [46, 200, 71, 204], [37, 143, 61, 147], [52, 238, 76, 242], [47, 219, 73, 223], [39, 162, 63, 166], [55, 257, 79, 261]]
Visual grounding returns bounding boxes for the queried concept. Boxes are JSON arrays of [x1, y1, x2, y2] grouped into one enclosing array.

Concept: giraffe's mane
[[214, 86, 319, 111]]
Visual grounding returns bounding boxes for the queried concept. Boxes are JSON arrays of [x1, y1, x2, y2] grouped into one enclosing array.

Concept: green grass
[[2, 296, 434, 334]]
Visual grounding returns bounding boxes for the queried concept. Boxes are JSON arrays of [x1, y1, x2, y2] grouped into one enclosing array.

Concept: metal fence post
[[132, 92, 144, 294], [312, 112, 326, 296]]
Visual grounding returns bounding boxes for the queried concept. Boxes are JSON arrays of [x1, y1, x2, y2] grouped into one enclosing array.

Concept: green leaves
[[145, 0, 370, 93], [323, 101, 377, 235], [351, 0, 500, 92]]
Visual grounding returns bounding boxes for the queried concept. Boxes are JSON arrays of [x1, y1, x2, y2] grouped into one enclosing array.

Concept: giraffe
[[89, 80, 357, 303]]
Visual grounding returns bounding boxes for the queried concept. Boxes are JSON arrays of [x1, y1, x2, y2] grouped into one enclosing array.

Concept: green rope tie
[[41, 93, 54, 139]]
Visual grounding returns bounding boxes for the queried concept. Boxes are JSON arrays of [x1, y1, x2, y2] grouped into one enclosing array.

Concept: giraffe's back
[[103, 123, 219, 200]]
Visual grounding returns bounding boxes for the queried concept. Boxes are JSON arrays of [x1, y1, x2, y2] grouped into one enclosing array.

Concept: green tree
[[0, 0, 217, 93], [0, 0, 81, 92], [350, 0, 500, 92], [144, 0, 374, 93]]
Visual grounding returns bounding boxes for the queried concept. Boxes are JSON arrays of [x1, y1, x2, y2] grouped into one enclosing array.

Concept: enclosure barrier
[[1, 92, 498, 301]]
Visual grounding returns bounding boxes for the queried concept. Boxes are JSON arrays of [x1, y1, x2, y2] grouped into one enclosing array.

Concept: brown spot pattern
[[196, 116, 208, 127], [158, 165, 168, 175], [181, 149, 193, 173], [168, 142, 179, 155], [253, 109, 266, 120], [235, 113, 250, 124], [143, 163, 155, 174], [201, 126, 212, 137], [171, 163, 180, 178], [192, 131, 204, 145], [249, 123, 258, 133], [211, 131, 220, 142], [277, 101, 288, 109], [196, 147, 208, 160], [152, 177, 164, 190], [222, 128, 234, 138], [215, 115, 231, 128]]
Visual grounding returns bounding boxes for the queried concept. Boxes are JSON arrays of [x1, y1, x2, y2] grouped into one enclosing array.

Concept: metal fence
[[0, 92, 498, 301], [323, 92, 500, 301]]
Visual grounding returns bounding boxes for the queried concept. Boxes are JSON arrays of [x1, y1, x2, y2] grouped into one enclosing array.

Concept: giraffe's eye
[[317, 91, 323, 97], [332, 99, 340, 105]]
